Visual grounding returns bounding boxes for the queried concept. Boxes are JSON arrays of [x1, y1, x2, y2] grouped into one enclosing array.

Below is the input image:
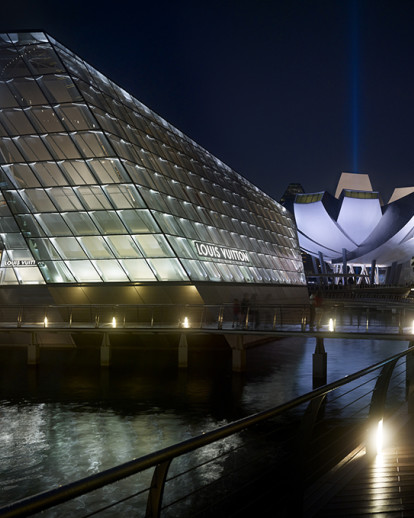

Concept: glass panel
[[0, 138, 25, 163], [28, 238, 61, 260], [133, 234, 175, 257], [2, 232, 27, 249], [42, 134, 81, 160], [168, 236, 197, 259], [26, 106, 65, 133], [177, 218, 199, 239], [14, 266, 44, 284], [120, 259, 156, 281], [37, 75, 82, 103], [181, 259, 208, 281], [122, 163, 156, 187], [71, 132, 112, 158], [103, 184, 145, 208], [9, 32, 48, 44], [23, 44, 64, 75], [105, 235, 142, 258], [58, 160, 96, 185], [0, 218, 19, 232], [0, 48, 30, 78], [152, 212, 182, 235], [35, 213, 72, 236], [15, 214, 46, 237], [147, 258, 188, 281], [63, 212, 97, 234], [0, 267, 18, 284], [202, 261, 222, 281], [3, 190, 29, 213], [55, 104, 98, 131], [87, 158, 128, 183], [47, 187, 83, 211], [9, 77, 48, 105], [0, 109, 35, 135], [0, 83, 19, 107], [15, 135, 52, 161], [93, 260, 128, 282], [20, 189, 56, 212], [65, 260, 101, 282], [78, 236, 114, 259], [2, 164, 40, 188], [38, 261, 75, 283], [0, 34, 12, 46], [90, 211, 126, 234], [31, 162, 68, 186], [118, 209, 159, 233], [51, 237, 87, 259], [75, 186, 112, 210]]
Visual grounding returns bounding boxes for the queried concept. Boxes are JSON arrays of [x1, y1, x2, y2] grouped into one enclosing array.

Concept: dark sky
[[2, 0, 414, 203]]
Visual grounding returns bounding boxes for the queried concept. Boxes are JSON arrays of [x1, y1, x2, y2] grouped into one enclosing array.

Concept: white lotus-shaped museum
[[290, 173, 414, 284]]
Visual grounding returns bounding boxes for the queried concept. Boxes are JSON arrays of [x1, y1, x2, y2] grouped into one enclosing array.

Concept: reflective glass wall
[[0, 31, 305, 286]]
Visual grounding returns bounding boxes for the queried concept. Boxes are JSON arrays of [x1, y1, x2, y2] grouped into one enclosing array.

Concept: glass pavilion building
[[0, 31, 306, 306]]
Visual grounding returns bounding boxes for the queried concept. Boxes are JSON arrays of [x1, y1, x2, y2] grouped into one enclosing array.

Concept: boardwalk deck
[[307, 413, 414, 517]]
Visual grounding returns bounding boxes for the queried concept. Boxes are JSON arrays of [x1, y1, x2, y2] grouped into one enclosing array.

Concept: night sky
[[2, 0, 414, 203]]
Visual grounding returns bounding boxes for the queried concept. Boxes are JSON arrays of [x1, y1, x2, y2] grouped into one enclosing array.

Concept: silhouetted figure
[[232, 298, 240, 327]]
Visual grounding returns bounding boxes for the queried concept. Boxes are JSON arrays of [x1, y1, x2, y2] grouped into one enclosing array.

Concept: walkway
[[306, 412, 414, 517]]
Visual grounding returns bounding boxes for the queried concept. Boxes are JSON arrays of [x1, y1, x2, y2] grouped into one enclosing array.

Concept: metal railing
[[0, 301, 412, 336], [1, 346, 413, 517]]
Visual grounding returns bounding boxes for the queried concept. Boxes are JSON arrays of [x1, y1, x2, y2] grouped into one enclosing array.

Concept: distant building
[[285, 172, 414, 285], [0, 31, 307, 306]]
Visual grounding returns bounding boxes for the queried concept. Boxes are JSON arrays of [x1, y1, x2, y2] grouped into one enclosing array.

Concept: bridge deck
[[309, 414, 414, 517]]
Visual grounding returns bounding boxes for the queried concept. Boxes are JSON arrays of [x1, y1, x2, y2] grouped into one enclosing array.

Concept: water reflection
[[0, 336, 408, 512]]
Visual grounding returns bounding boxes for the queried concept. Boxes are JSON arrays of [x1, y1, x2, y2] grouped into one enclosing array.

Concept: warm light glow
[[112, 317, 116, 328], [328, 318, 335, 332], [411, 320, 414, 334], [376, 419, 383, 455], [183, 317, 190, 328], [44, 316, 48, 327]]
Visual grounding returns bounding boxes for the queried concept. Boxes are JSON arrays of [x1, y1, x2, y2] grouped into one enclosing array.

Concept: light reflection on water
[[0, 336, 408, 513]]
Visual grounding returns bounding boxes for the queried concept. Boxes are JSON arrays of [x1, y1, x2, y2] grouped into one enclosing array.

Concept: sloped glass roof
[[0, 31, 305, 286]]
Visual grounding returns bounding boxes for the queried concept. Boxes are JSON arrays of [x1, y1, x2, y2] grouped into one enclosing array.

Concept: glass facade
[[0, 31, 305, 286]]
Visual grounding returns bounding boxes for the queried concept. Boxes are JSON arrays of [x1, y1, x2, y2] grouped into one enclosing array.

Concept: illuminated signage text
[[194, 241, 250, 263]]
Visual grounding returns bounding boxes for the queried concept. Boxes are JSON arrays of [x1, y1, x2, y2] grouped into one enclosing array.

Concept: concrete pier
[[178, 334, 188, 368], [27, 332, 40, 365], [100, 333, 111, 367], [313, 337, 327, 388]]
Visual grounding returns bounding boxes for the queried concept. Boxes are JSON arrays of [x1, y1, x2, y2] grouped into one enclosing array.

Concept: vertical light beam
[[351, 0, 359, 172]]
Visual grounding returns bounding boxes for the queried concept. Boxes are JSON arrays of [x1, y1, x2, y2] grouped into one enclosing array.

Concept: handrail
[[0, 301, 412, 336], [1, 346, 413, 517]]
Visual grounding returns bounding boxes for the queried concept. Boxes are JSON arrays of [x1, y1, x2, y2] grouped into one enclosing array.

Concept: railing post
[[313, 337, 327, 388], [406, 341, 414, 413], [145, 460, 172, 518]]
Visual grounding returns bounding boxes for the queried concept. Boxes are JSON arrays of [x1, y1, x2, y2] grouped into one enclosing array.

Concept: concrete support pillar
[[28, 332, 40, 365], [178, 333, 188, 368], [313, 337, 327, 388], [100, 333, 111, 367], [406, 341, 414, 413], [226, 335, 247, 372]]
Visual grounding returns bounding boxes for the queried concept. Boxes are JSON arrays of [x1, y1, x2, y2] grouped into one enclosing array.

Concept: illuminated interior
[[0, 31, 305, 288]]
